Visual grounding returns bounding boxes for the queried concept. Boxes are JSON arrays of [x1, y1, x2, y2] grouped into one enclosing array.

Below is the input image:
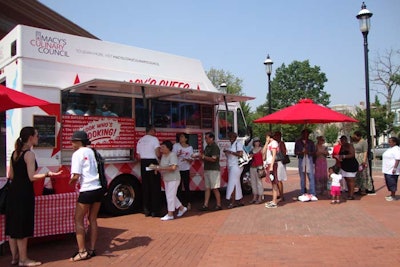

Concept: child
[[328, 166, 342, 204]]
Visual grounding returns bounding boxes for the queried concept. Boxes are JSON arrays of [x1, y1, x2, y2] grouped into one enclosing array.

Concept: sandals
[[88, 249, 96, 257], [199, 205, 209, 211], [70, 250, 90, 262]]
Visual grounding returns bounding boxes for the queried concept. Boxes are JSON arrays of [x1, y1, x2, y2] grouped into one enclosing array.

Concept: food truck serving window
[[135, 99, 212, 129], [61, 92, 132, 118]]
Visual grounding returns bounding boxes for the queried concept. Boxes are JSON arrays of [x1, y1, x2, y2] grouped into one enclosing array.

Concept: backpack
[[91, 148, 107, 195]]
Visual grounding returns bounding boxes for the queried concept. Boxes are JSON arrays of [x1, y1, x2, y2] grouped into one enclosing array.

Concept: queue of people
[[4, 125, 398, 265]]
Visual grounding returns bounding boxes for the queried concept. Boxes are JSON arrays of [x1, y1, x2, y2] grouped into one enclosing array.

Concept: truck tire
[[102, 175, 142, 216]]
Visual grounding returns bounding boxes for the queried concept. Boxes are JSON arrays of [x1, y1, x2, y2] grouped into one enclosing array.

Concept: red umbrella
[[253, 98, 358, 124], [0, 84, 50, 112]]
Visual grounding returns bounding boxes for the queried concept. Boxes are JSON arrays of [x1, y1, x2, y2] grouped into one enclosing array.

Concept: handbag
[[236, 142, 251, 167], [0, 179, 10, 214], [282, 155, 291, 165], [276, 151, 284, 161], [257, 166, 266, 179], [238, 151, 251, 167]]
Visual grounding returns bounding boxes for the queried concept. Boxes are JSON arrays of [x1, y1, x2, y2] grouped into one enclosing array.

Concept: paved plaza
[[1, 169, 399, 266]]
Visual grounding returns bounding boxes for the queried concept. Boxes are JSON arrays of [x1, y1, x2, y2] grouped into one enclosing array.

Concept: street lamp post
[[264, 54, 273, 131], [356, 2, 374, 192]]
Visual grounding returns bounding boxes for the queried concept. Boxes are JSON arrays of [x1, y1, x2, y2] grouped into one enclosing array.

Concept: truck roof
[[0, 25, 254, 103]]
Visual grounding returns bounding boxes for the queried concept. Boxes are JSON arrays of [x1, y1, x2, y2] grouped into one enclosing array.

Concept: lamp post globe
[[264, 54, 273, 131], [356, 2, 374, 193]]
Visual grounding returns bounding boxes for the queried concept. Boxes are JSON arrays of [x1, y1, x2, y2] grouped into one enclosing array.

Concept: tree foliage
[[270, 60, 330, 110], [324, 124, 340, 145], [353, 97, 398, 144], [206, 68, 243, 95], [206, 68, 252, 125], [253, 60, 330, 141]]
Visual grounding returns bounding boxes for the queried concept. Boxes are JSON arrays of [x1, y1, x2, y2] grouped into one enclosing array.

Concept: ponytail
[[14, 127, 36, 158]]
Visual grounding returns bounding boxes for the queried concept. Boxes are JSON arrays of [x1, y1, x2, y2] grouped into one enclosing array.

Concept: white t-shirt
[[137, 134, 160, 159], [71, 147, 102, 192], [330, 173, 342, 187], [382, 145, 400, 174], [172, 143, 193, 171], [227, 140, 244, 167], [266, 140, 279, 165]]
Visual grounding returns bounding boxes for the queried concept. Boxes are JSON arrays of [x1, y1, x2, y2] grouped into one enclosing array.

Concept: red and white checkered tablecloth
[[0, 192, 79, 244]]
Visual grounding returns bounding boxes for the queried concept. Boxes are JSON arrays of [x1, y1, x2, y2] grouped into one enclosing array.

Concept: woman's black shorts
[[78, 188, 104, 204]]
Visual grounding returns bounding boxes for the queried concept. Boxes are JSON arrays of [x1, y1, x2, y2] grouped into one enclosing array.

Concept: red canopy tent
[[253, 99, 358, 124], [0, 84, 50, 112]]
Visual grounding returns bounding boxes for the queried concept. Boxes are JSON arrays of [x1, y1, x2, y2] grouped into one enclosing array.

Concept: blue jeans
[[298, 157, 316, 195]]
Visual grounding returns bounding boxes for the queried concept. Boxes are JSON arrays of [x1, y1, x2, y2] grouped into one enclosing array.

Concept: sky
[[39, 0, 400, 111]]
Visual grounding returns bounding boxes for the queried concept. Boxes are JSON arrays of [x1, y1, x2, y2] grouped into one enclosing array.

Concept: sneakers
[[160, 214, 174, 221], [177, 207, 188, 217], [385, 195, 396, 201], [265, 200, 274, 207], [265, 202, 277, 208]]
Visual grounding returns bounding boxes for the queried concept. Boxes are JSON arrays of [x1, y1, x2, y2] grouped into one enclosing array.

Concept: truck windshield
[[218, 110, 233, 139]]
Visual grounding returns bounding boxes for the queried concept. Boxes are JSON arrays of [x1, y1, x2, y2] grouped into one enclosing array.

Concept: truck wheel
[[241, 169, 252, 195], [103, 175, 142, 216]]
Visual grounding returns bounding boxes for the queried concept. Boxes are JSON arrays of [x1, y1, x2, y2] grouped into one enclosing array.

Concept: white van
[[285, 142, 295, 156]]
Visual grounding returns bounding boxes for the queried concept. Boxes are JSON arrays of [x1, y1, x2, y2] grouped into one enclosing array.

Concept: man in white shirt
[[136, 125, 161, 217]]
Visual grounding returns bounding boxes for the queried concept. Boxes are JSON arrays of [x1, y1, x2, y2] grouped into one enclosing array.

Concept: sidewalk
[[1, 170, 399, 266]]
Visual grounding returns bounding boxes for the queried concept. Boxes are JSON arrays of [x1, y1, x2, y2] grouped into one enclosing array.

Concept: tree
[[354, 96, 397, 144], [253, 60, 330, 140], [269, 60, 330, 110], [324, 124, 340, 145], [206, 68, 243, 95], [371, 48, 400, 112], [206, 68, 252, 125]]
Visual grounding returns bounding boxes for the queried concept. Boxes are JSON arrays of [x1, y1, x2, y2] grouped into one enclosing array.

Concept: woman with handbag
[[249, 137, 264, 204], [6, 127, 62, 266]]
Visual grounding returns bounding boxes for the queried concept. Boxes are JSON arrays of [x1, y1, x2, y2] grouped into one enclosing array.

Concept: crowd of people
[[4, 125, 399, 265]]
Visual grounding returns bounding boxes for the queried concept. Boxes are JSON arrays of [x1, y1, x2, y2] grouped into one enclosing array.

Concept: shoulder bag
[[282, 155, 291, 165], [236, 142, 251, 167]]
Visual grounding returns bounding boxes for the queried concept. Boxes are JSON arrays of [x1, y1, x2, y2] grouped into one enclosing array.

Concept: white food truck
[[0, 25, 253, 216]]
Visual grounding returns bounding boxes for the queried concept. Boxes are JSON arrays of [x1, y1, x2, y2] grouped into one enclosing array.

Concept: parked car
[[372, 143, 390, 159]]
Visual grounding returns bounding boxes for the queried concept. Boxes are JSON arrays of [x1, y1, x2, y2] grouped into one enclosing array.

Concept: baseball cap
[[71, 130, 90, 145]]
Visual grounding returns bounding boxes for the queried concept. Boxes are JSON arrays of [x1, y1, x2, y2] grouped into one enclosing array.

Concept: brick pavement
[[1, 169, 399, 266]]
